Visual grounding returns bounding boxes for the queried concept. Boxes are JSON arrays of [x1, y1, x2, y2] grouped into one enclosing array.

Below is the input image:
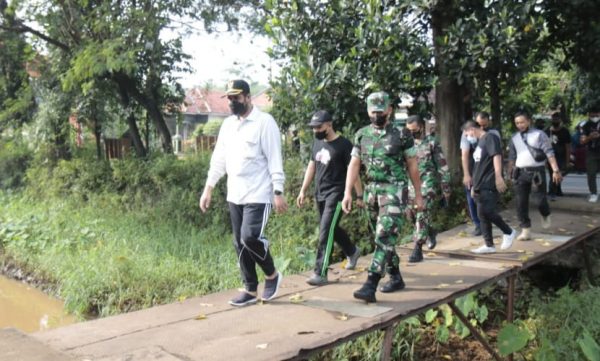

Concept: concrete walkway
[[1, 197, 599, 361]]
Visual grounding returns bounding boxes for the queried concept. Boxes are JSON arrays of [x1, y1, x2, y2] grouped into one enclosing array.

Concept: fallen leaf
[[340, 260, 348, 268], [194, 314, 206, 320], [348, 275, 357, 279], [178, 296, 187, 302], [356, 267, 366, 272], [336, 313, 348, 321], [199, 303, 213, 307], [517, 249, 526, 253], [587, 224, 595, 228], [289, 293, 304, 304], [542, 242, 551, 247], [425, 252, 437, 257], [526, 251, 535, 256], [470, 242, 479, 246], [558, 228, 567, 232], [442, 355, 452, 360], [458, 231, 467, 237], [435, 283, 451, 289], [429, 272, 440, 276], [256, 343, 268, 349], [455, 280, 464, 284], [519, 255, 530, 262]]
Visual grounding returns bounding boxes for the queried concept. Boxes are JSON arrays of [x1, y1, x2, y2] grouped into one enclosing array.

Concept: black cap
[[225, 79, 250, 96], [308, 110, 332, 127]]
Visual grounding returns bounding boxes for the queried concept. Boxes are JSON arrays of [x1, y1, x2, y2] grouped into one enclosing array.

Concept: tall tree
[[0, 0, 35, 134]]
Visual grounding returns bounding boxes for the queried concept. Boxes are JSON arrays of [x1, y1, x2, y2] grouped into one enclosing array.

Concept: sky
[[175, 31, 278, 90]]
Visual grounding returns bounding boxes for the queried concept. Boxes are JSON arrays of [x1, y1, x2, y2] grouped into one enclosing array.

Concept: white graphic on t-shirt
[[552, 134, 558, 145], [473, 146, 482, 162], [315, 148, 331, 165]]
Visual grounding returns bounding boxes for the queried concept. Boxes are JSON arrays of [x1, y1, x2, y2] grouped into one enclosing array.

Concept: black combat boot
[[408, 244, 424, 263], [427, 229, 437, 250], [380, 268, 405, 293], [353, 272, 381, 303]]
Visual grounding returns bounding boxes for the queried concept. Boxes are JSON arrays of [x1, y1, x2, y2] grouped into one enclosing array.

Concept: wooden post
[[379, 324, 395, 361]]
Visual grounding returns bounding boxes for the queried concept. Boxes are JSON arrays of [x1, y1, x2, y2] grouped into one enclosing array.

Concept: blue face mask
[[466, 135, 478, 145]]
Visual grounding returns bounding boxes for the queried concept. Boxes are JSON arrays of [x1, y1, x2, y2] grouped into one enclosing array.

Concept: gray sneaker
[[345, 247, 361, 270], [306, 273, 328, 286]]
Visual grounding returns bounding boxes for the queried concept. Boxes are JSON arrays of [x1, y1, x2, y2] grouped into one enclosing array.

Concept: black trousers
[[515, 167, 550, 228], [228, 202, 276, 293], [314, 197, 356, 276], [474, 189, 512, 247], [548, 155, 566, 196], [587, 151, 600, 195]]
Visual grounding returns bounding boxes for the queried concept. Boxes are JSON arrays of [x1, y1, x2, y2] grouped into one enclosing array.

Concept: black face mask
[[229, 100, 247, 116], [370, 114, 387, 127], [552, 121, 561, 127], [314, 130, 327, 140], [410, 130, 422, 139]]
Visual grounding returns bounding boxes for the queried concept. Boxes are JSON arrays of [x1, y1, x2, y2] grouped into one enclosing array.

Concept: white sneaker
[[589, 194, 599, 203], [471, 245, 496, 254], [501, 229, 517, 250], [541, 215, 551, 229], [517, 228, 531, 241]]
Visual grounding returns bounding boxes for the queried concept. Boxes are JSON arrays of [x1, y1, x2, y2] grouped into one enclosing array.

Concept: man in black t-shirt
[[581, 109, 600, 203], [462, 120, 516, 254], [545, 113, 571, 199], [297, 110, 363, 285]]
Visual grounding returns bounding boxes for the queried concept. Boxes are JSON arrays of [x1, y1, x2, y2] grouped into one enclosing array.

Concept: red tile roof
[[183, 87, 272, 115]]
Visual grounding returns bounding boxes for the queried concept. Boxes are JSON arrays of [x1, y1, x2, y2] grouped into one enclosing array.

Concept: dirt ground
[[414, 328, 498, 361]]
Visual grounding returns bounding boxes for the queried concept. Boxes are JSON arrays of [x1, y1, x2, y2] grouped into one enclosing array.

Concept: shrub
[[0, 139, 32, 189]]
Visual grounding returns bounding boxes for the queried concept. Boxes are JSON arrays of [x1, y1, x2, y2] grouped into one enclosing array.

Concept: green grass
[[0, 191, 319, 318]]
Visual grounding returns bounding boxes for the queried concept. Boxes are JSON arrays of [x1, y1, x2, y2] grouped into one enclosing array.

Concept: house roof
[[183, 87, 273, 115]]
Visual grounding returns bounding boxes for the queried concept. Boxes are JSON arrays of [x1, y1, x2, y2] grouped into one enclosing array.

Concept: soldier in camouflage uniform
[[342, 91, 424, 303], [405, 115, 451, 262]]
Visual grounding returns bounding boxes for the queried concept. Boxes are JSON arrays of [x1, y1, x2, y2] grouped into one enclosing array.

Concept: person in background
[[199, 79, 288, 307], [405, 115, 451, 262], [462, 120, 516, 254], [581, 108, 600, 202], [507, 111, 562, 241], [460, 112, 501, 236], [296, 110, 362, 286], [545, 112, 571, 200], [342, 91, 423, 303]]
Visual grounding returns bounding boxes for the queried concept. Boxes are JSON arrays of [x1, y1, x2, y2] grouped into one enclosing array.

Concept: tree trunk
[[113, 72, 172, 153], [489, 74, 502, 135], [93, 118, 102, 160], [114, 76, 147, 157], [431, 1, 463, 177]]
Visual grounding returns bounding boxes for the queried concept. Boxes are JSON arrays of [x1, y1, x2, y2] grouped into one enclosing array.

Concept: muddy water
[[0, 275, 77, 333]]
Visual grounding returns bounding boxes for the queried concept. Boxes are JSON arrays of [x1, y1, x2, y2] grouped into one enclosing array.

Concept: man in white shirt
[[507, 111, 562, 241], [199, 80, 288, 307]]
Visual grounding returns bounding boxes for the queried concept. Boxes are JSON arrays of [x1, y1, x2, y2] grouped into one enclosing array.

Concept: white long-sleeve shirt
[[206, 106, 285, 204]]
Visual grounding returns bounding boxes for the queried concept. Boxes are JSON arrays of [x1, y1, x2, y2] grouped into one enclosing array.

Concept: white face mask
[[466, 135, 478, 145], [591, 117, 600, 123]]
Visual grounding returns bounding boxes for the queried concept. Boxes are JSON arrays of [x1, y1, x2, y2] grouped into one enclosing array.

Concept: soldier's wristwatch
[[274, 190, 283, 196]]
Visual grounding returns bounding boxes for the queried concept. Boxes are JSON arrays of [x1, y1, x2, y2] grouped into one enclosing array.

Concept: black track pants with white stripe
[[228, 202, 276, 293]]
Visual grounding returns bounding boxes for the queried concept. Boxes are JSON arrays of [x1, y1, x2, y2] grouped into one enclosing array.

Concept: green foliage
[[423, 292, 489, 343], [0, 138, 32, 189], [498, 323, 531, 356], [579, 331, 600, 361], [532, 287, 600, 361], [262, 0, 434, 134], [202, 119, 223, 136]]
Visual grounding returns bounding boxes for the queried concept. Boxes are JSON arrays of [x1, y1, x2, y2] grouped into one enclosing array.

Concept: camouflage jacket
[[351, 122, 416, 184], [412, 134, 451, 194]]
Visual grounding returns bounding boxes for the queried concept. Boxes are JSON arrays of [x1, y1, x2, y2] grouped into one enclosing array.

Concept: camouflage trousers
[[364, 182, 409, 275], [408, 178, 440, 246]]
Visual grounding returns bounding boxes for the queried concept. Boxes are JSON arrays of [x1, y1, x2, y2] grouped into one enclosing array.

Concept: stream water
[[0, 275, 76, 333]]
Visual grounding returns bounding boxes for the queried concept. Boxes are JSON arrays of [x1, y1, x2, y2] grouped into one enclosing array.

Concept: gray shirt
[[508, 128, 554, 168]]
